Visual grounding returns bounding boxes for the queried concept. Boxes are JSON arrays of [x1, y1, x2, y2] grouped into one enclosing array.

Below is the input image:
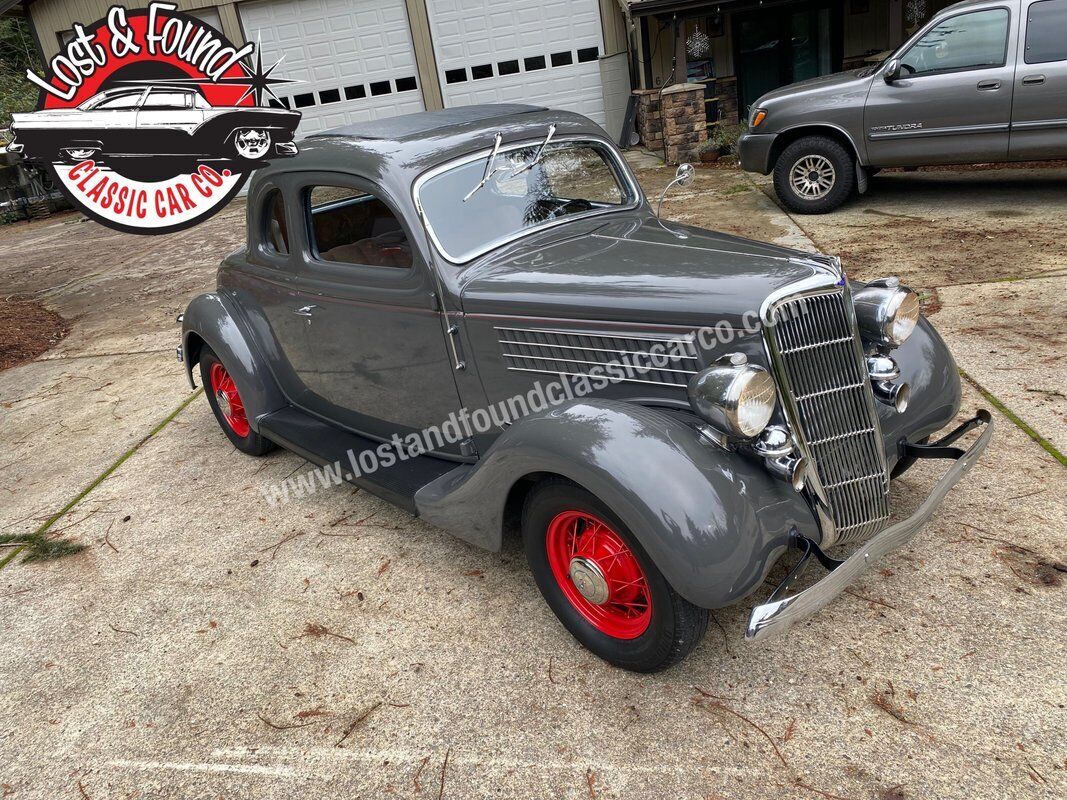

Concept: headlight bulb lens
[[688, 361, 777, 439], [853, 280, 920, 346]]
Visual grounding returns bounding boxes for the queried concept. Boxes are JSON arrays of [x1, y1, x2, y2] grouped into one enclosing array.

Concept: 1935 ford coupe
[[179, 105, 992, 672]]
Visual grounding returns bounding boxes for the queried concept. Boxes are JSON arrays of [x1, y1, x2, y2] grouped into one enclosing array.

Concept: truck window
[[902, 8, 1010, 76], [1025, 0, 1067, 63], [306, 186, 412, 269]]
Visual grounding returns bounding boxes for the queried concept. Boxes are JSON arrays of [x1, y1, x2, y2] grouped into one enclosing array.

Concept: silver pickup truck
[[739, 0, 1067, 213]]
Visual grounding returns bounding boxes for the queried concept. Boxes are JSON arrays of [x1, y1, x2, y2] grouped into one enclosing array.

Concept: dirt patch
[[0, 298, 70, 370]]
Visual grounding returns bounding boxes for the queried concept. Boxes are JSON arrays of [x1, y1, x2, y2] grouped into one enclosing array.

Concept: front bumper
[[738, 131, 777, 174], [746, 410, 993, 642]]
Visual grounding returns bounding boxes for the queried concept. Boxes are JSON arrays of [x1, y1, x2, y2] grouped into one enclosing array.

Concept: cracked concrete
[[0, 162, 1064, 799]]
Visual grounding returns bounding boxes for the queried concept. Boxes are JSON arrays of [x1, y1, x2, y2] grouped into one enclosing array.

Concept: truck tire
[[773, 136, 856, 214], [522, 477, 708, 672]]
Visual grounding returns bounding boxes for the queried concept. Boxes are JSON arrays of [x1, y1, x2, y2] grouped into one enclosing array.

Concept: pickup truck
[[739, 0, 1067, 212]]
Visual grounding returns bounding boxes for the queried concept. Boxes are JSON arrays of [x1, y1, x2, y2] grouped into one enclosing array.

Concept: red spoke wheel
[[545, 510, 652, 639], [198, 345, 276, 457], [523, 478, 708, 673], [209, 361, 250, 438]]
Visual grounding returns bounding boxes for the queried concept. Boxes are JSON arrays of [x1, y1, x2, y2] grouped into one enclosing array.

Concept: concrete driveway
[[1, 164, 1064, 800]]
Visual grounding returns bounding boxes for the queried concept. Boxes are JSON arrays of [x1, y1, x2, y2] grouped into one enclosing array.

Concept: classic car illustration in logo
[[7, 3, 302, 233], [10, 84, 299, 181]]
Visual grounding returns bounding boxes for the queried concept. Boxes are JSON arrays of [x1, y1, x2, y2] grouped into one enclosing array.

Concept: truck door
[[1010, 0, 1067, 160], [864, 6, 1016, 167]]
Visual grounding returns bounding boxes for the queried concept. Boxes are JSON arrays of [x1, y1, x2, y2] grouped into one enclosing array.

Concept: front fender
[[414, 400, 820, 609], [879, 315, 962, 467], [181, 292, 287, 432]]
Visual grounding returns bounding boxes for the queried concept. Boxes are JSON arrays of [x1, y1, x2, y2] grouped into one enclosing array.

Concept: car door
[[291, 174, 466, 456], [226, 182, 320, 408], [864, 5, 1016, 167], [1010, 0, 1067, 159]]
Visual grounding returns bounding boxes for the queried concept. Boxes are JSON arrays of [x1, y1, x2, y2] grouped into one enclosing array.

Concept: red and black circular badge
[[11, 3, 301, 234]]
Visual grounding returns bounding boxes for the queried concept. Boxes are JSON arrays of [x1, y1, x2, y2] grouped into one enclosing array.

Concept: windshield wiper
[[463, 132, 504, 202], [508, 124, 556, 178]]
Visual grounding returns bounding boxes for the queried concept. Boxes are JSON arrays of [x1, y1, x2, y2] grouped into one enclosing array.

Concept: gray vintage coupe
[[179, 105, 992, 672]]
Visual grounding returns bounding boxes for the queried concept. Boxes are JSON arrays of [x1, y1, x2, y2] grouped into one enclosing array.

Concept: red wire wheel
[[544, 510, 653, 639], [209, 362, 250, 438]]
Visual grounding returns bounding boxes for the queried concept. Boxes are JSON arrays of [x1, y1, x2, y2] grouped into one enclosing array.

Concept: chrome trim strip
[[412, 135, 643, 265], [501, 351, 698, 375], [1010, 118, 1067, 131], [493, 325, 697, 347], [503, 366, 689, 387], [746, 413, 993, 642], [867, 122, 1010, 141], [499, 338, 701, 360]]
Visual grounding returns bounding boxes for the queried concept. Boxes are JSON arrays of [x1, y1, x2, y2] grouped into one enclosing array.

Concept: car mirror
[[656, 163, 696, 218], [884, 59, 901, 84]]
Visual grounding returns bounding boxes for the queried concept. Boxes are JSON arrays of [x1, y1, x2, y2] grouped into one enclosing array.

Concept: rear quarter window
[[1025, 0, 1067, 64]]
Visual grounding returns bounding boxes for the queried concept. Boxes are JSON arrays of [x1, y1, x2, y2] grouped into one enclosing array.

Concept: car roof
[[307, 103, 547, 141], [249, 105, 613, 213]]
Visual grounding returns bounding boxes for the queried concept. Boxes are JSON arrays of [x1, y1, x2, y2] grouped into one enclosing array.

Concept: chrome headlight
[[853, 278, 920, 346], [688, 356, 777, 438]]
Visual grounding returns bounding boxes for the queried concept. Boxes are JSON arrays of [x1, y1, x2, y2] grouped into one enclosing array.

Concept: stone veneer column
[[660, 83, 707, 165]]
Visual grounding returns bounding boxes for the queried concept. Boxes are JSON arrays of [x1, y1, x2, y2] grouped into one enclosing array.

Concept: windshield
[[417, 139, 637, 263]]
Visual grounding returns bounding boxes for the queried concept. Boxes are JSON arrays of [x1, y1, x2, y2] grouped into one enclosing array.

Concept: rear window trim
[[412, 135, 641, 265]]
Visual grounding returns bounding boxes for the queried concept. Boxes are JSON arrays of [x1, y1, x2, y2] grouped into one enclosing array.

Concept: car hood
[[458, 212, 841, 329], [755, 67, 875, 107]]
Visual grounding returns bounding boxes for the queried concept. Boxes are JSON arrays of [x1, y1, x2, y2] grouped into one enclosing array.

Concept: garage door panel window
[[307, 186, 412, 269], [1025, 0, 1067, 64], [902, 9, 1010, 76]]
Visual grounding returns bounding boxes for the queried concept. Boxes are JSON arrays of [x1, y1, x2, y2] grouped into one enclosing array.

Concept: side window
[[1025, 0, 1067, 64], [142, 90, 191, 109], [264, 190, 289, 255], [306, 185, 412, 269], [96, 92, 143, 110], [902, 9, 1010, 76]]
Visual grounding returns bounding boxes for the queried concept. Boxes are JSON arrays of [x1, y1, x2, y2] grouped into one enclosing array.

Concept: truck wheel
[[773, 136, 856, 214], [522, 478, 708, 672], [199, 346, 276, 456]]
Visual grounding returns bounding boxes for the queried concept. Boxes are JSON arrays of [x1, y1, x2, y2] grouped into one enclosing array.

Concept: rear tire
[[773, 135, 856, 214], [199, 346, 276, 456], [522, 478, 708, 672]]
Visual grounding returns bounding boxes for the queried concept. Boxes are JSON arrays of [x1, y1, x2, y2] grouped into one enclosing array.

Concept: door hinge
[[459, 438, 478, 457], [429, 292, 440, 311], [447, 323, 466, 370]]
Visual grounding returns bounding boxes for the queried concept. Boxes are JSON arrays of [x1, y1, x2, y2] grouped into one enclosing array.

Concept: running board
[[257, 407, 463, 514]]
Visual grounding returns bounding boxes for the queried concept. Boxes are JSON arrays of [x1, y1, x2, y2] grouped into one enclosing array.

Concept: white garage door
[[427, 0, 607, 127], [238, 0, 424, 135]]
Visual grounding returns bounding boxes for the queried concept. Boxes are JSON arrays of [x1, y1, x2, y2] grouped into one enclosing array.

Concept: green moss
[[0, 389, 203, 568], [960, 370, 1066, 467]]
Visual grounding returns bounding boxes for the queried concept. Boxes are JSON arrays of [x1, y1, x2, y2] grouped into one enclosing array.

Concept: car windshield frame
[[413, 135, 642, 264]]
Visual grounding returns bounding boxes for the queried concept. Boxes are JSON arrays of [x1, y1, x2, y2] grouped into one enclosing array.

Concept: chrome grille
[[767, 290, 889, 546], [496, 326, 698, 388]]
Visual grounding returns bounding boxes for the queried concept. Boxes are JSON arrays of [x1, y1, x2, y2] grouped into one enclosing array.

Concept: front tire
[[773, 135, 856, 214], [522, 478, 708, 672], [199, 346, 276, 456]]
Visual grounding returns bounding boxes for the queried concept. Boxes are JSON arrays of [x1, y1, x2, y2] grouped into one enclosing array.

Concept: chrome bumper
[[746, 410, 993, 642]]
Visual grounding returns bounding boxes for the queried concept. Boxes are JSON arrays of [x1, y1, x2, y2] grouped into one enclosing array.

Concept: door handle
[[1022, 74, 1046, 86], [976, 80, 1001, 91], [291, 305, 317, 317]]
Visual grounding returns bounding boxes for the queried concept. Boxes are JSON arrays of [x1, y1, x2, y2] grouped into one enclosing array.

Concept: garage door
[[238, 0, 424, 135], [427, 0, 606, 127]]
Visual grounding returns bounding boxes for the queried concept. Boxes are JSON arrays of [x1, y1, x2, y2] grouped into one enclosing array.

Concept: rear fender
[[414, 400, 819, 609], [181, 292, 287, 432]]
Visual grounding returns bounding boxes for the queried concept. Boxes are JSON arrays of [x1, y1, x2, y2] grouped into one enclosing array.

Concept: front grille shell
[[764, 285, 890, 547]]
